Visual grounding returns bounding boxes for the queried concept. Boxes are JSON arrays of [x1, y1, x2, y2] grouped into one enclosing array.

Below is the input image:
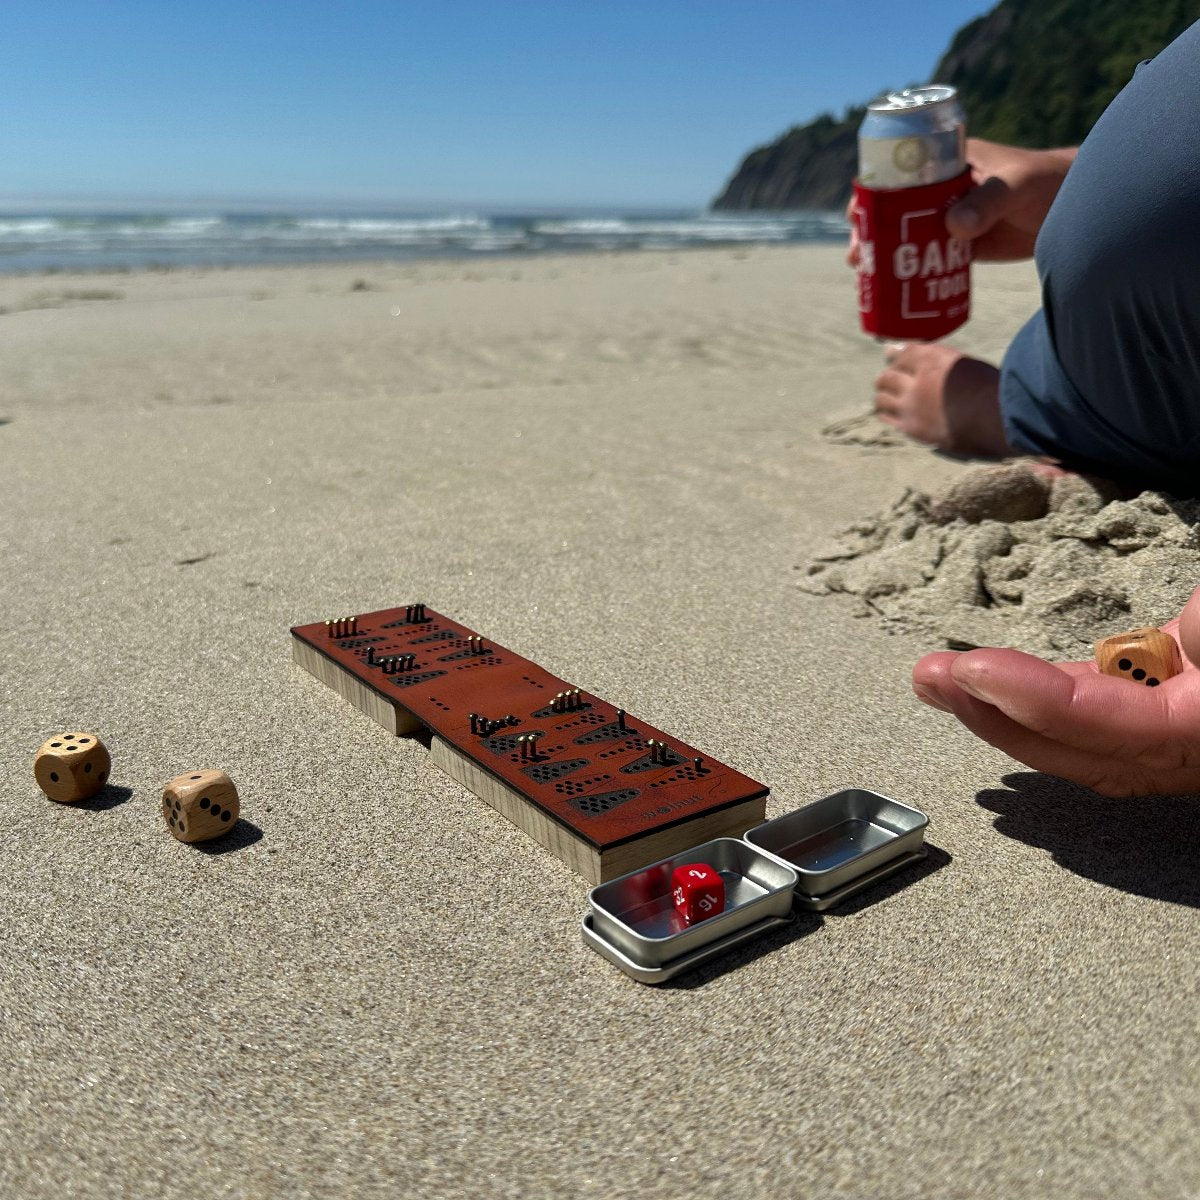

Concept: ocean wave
[[530, 214, 845, 244], [296, 215, 489, 234], [0, 208, 849, 271]]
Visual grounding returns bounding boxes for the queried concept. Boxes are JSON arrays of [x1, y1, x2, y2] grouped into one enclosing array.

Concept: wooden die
[[1094, 626, 1182, 688], [34, 733, 111, 802], [162, 769, 240, 843]]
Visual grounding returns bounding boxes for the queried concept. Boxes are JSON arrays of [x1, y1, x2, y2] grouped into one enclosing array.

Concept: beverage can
[[852, 85, 972, 340]]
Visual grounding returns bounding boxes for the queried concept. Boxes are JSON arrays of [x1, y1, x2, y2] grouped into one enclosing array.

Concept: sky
[[2, 1, 994, 210]]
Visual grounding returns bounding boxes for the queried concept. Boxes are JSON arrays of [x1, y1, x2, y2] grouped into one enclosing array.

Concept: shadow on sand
[[78, 784, 134, 812], [663, 843, 952, 989], [977, 771, 1200, 907], [193, 819, 265, 855]]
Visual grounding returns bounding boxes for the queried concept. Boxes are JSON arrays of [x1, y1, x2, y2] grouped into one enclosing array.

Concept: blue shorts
[[999, 21, 1200, 494]]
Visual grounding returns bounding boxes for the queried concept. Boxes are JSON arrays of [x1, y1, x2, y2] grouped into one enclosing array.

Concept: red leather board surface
[[291, 605, 769, 851]]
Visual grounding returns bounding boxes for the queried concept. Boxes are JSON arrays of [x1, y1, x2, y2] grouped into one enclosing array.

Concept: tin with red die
[[671, 862, 725, 926]]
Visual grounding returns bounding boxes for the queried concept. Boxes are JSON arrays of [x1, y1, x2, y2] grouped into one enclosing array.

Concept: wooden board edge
[[598, 796, 767, 881], [291, 635, 423, 737], [429, 736, 768, 884], [429, 735, 602, 883]]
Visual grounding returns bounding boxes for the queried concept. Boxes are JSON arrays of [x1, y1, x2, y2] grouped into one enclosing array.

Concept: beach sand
[[2, 246, 1197, 1199]]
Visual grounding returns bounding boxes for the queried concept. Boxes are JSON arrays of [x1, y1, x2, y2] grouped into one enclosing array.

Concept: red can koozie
[[852, 169, 972, 340]]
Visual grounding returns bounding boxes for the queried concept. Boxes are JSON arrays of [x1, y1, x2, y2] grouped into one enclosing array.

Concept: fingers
[[873, 368, 908, 423], [874, 367, 905, 397], [929, 677, 1193, 797], [915, 650, 1094, 705], [912, 594, 1200, 796], [913, 651, 959, 711], [873, 346, 920, 421], [876, 347, 915, 391], [1047, 660, 1101, 678], [914, 651, 1199, 796], [1176, 585, 1200, 668], [946, 175, 1011, 242], [948, 648, 1200, 771]]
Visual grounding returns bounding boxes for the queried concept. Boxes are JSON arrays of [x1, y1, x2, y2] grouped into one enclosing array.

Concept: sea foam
[[0, 208, 847, 272]]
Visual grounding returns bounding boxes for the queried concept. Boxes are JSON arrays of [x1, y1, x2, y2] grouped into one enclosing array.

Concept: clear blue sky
[[3, 1, 993, 210]]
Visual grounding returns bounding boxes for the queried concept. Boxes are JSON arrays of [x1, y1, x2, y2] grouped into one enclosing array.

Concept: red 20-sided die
[[671, 863, 725, 926]]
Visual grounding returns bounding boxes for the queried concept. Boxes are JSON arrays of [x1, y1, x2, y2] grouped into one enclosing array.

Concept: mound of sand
[[800, 464, 1200, 658]]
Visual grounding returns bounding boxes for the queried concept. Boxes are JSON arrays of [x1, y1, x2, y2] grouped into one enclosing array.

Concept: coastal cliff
[[712, 0, 1195, 211]]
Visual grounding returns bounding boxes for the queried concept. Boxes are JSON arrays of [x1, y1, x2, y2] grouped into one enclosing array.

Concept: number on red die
[[671, 862, 725, 926]]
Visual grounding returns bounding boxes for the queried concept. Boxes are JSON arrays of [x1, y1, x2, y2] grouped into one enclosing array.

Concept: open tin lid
[[744, 788, 929, 904], [583, 790, 930, 983]]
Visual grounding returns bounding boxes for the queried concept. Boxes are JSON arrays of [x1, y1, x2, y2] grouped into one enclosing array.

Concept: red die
[[671, 863, 725, 926]]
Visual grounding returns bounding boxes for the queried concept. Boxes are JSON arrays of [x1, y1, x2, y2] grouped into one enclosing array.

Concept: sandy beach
[[3, 245, 1198, 1199]]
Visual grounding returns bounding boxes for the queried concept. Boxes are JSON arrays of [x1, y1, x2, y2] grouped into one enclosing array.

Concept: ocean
[[0, 209, 847, 273]]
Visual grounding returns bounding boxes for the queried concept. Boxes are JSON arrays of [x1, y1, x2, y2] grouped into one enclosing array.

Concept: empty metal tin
[[586, 837, 798, 981], [744, 788, 928, 908]]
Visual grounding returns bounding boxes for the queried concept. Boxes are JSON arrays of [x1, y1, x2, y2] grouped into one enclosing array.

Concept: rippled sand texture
[[3, 247, 1197, 1200]]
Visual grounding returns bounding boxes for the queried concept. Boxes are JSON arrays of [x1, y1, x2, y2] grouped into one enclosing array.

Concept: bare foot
[[874, 342, 1013, 458]]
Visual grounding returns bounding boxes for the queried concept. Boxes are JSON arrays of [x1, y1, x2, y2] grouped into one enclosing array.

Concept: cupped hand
[[912, 586, 1200, 797]]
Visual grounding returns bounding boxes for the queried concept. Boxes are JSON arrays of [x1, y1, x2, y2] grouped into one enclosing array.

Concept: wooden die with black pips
[[162, 769, 240, 843], [34, 733, 111, 802], [1094, 627, 1182, 688]]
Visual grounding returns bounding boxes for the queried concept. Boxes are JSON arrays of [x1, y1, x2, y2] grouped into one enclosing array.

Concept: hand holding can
[[851, 85, 972, 341]]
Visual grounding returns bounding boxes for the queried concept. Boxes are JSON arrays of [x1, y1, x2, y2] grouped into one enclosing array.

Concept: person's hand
[[944, 138, 1077, 260], [912, 586, 1200, 797], [846, 138, 1078, 268]]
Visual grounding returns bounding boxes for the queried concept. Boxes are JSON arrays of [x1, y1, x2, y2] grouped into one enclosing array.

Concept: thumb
[[946, 176, 1011, 241], [1176, 585, 1200, 668]]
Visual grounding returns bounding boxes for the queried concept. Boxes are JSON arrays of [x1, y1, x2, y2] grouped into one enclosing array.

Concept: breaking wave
[[0, 209, 848, 271]]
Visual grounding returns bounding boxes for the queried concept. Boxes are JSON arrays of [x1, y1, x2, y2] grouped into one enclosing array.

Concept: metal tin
[[581, 911, 793, 985], [858, 85, 966, 189], [789, 850, 926, 912], [744, 789, 928, 904], [586, 837, 798, 979]]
